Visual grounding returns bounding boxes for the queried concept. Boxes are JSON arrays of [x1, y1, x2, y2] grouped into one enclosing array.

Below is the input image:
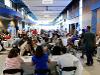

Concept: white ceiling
[[23, 0, 72, 22]]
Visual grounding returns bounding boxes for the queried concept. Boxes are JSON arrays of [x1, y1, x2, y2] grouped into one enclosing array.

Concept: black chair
[[61, 66, 77, 75], [35, 69, 51, 75], [3, 69, 23, 75]]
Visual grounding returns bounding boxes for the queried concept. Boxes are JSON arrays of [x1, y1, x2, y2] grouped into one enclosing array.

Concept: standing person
[[80, 29, 85, 58], [83, 26, 96, 66], [0, 34, 6, 51], [32, 46, 50, 75], [0, 38, 5, 51]]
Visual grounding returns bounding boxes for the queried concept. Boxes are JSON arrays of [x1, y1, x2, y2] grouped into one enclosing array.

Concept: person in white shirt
[[57, 49, 83, 75], [27, 30, 32, 38]]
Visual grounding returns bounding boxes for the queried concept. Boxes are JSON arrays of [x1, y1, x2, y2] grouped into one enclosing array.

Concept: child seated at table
[[32, 46, 51, 75], [5, 48, 24, 70]]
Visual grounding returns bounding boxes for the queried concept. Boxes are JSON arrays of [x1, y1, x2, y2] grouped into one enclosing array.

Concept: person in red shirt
[[32, 29, 38, 35]]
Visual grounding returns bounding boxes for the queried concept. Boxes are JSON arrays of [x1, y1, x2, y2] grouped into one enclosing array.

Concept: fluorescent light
[[44, 15, 50, 18], [36, 20, 52, 24], [42, 0, 53, 4]]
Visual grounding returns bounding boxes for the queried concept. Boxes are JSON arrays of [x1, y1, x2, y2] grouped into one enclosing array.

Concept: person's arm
[[72, 55, 83, 75], [48, 58, 51, 63], [31, 56, 36, 66], [32, 61, 35, 66], [56, 57, 62, 74], [17, 56, 24, 64], [46, 53, 51, 63], [94, 35, 96, 48]]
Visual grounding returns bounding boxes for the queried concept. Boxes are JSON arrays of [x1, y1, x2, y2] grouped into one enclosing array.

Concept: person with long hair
[[32, 46, 50, 75], [5, 48, 24, 69]]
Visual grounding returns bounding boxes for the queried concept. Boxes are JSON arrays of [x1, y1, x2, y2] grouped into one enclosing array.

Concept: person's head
[[56, 38, 63, 46], [35, 46, 44, 57], [61, 47, 71, 54], [8, 48, 19, 58], [60, 47, 67, 54], [32, 39, 37, 45], [58, 38, 62, 43], [43, 45, 48, 53], [87, 26, 91, 32], [82, 29, 85, 33], [13, 46, 20, 54], [18, 34, 22, 38], [53, 34, 58, 39]]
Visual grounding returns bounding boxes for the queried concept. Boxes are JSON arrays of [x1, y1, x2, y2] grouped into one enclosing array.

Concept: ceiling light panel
[[42, 0, 53, 4]]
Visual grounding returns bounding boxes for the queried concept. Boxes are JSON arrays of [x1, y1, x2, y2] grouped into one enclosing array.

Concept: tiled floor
[[82, 59, 100, 75], [0, 55, 6, 75], [0, 49, 100, 75], [0, 48, 11, 75]]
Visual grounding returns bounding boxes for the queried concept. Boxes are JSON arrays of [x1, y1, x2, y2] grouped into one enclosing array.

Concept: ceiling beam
[[30, 5, 65, 7]]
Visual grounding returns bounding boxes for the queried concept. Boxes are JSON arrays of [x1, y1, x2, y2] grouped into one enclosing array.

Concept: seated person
[[66, 37, 77, 56], [55, 38, 63, 47], [31, 38, 38, 51], [66, 37, 73, 47], [57, 49, 83, 75], [32, 46, 50, 75], [5, 48, 24, 69], [20, 41, 30, 56], [43, 45, 50, 55]]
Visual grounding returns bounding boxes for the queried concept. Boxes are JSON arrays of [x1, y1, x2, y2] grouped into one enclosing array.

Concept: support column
[[79, 0, 83, 30], [91, 9, 97, 33]]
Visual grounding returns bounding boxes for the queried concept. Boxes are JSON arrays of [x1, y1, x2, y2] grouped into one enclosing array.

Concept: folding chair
[[34, 69, 51, 75], [61, 66, 77, 75], [3, 69, 23, 75], [57, 66, 77, 75]]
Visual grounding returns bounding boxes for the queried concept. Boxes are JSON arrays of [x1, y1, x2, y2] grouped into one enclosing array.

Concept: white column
[[4, 0, 12, 8], [79, 0, 83, 29]]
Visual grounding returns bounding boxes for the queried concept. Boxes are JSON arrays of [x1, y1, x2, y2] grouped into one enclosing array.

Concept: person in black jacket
[[83, 26, 96, 66]]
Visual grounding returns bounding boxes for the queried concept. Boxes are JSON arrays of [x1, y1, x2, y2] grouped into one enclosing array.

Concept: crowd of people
[[0, 30, 11, 51], [3, 25, 99, 75]]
